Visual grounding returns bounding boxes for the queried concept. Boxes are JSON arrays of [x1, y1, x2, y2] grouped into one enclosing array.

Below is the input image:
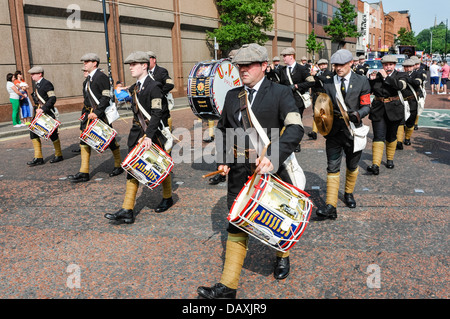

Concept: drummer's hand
[[254, 157, 273, 175], [88, 112, 98, 120], [141, 137, 152, 150], [218, 164, 230, 176], [35, 108, 43, 116]]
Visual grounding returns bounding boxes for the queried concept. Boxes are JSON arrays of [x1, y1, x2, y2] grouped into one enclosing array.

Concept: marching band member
[[27, 66, 64, 166], [411, 56, 427, 132], [68, 53, 124, 183], [104, 51, 172, 224], [197, 43, 304, 299], [311, 50, 371, 220], [367, 55, 408, 175]]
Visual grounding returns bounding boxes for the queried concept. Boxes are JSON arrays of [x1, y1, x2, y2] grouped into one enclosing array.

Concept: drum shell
[[28, 112, 60, 140], [228, 174, 312, 252], [79, 118, 117, 153]]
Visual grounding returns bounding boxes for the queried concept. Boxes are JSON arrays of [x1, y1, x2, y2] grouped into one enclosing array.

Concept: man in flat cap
[[104, 51, 173, 224], [68, 53, 123, 183], [367, 54, 408, 175], [197, 43, 304, 299], [26, 66, 63, 166], [310, 49, 371, 220], [278, 47, 315, 152], [411, 56, 427, 130], [355, 55, 370, 76], [265, 56, 281, 83], [351, 56, 359, 73], [395, 59, 422, 150], [308, 58, 334, 140]]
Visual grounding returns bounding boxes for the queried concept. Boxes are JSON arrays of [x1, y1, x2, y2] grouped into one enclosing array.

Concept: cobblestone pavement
[[0, 95, 448, 305]]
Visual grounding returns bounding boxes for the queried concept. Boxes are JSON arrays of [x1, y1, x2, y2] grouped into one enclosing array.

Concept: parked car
[[366, 59, 383, 77]]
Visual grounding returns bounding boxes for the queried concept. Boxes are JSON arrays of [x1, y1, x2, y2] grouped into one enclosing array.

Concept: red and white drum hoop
[[79, 118, 117, 153], [28, 112, 60, 140]]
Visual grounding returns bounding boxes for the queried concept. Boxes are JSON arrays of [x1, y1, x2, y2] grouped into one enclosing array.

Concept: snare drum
[[28, 112, 61, 140], [187, 58, 241, 120], [79, 118, 117, 153], [228, 174, 313, 252], [121, 142, 174, 190]]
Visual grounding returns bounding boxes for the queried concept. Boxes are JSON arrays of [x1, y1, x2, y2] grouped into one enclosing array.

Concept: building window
[[316, 0, 328, 25]]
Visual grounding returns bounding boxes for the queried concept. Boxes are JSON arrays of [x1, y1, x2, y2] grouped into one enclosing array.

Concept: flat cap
[[410, 56, 421, 64], [359, 56, 366, 60], [301, 56, 308, 60], [330, 49, 353, 65], [80, 53, 100, 62], [124, 51, 150, 64], [317, 58, 328, 65], [228, 49, 239, 59], [381, 55, 397, 63], [280, 47, 296, 56], [146, 51, 157, 58], [353, 56, 359, 61], [28, 66, 44, 74], [402, 59, 415, 67], [232, 43, 268, 64], [272, 56, 280, 62]]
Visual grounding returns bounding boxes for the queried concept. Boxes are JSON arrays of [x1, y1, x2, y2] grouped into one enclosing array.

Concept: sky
[[369, 0, 450, 34]]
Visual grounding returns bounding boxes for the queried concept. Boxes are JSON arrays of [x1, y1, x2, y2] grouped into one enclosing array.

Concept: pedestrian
[[18, 82, 33, 123], [114, 81, 133, 103], [278, 47, 315, 152], [429, 60, 439, 95], [26, 66, 64, 166], [197, 43, 304, 299], [67, 53, 124, 183], [356, 55, 370, 76], [308, 58, 334, 140], [367, 55, 408, 175], [105, 51, 172, 224], [439, 60, 449, 95], [310, 49, 371, 220], [265, 56, 281, 83], [6, 73, 26, 127]]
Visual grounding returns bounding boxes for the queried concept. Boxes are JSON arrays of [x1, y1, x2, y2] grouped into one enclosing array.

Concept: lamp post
[[102, 0, 114, 95]]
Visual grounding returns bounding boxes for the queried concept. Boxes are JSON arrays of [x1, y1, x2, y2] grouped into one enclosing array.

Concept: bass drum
[[187, 58, 241, 120]]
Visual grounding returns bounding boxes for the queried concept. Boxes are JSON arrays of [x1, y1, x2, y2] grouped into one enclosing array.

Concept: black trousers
[[372, 113, 402, 143]]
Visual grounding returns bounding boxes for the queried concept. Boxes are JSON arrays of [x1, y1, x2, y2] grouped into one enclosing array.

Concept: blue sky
[[369, 0, 450, 34]]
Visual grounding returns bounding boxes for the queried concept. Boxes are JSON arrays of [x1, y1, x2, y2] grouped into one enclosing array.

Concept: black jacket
[[33, 78, 56, 116], [82, 69, 111, 124], [277, 63, 315, 110]]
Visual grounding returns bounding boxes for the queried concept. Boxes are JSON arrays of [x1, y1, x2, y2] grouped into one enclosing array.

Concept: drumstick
[[202, 169, 224, 179], [86, 109, 93, 127], [246, 144, 270, 196]]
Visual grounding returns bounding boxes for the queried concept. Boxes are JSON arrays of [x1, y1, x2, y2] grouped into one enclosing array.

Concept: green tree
[[416, 22, 450, 56], [207, 0, 275, 56], [397, 27, 417, 46], [323, 0, 359, 49], [306, 30, 325, 62]]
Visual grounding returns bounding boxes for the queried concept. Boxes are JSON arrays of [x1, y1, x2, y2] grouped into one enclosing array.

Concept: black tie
[[247, 88, 255, 104], [288, 66, 293, 75], [136, 81, 141, 93], [340, 78, 346, 99]]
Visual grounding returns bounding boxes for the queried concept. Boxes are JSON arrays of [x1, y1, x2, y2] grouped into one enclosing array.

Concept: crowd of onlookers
[[5, 70, 33, 127], [428, 59, 450, 95]]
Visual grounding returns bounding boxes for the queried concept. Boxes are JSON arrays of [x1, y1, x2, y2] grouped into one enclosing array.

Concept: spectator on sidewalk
[[429, 60, 439, 95], [18, 82, 33, 124], [6, 73, 26, 127], [439, 60, 449, 95]]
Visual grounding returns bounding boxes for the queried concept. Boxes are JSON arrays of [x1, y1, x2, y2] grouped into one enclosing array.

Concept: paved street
[[0, 91, 448, 304]]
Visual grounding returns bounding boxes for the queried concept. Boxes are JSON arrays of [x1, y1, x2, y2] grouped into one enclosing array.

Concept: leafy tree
[[416, 22, 450, 55], [323, 0, 359, 49], [207, 0, 275, 56], [306, 30, 325, 62], [397, 27, 417, 46]]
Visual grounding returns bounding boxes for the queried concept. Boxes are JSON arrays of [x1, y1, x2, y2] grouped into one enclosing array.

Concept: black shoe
[[209, 174, 226, 185], [68, 172, 90, 183], [404, 139, 411, 146], [50, 156, 64, 163], [343, 192, 356, 208], [27, 158, 44, 166], [315, 204, 337, 220], [386, 160, 394, 169], [367, 164, 379, 175], [197, 283, 236, 299], [72, 148, 81, 153], [307, 131, 317, 140], [396, 141, 403, 150], [104, 208, 135, 224], [109, 167, 124, 177], [155, 197, 173, 213], [414, 124, 418, 130], [274, 256, 290, 280], [294, 145, 301, 152], [203, 136, 214, 143]]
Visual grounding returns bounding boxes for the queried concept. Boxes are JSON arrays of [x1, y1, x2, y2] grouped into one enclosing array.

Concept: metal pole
[[445, 19, 448, 57], [102, 0, 113, 94]]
